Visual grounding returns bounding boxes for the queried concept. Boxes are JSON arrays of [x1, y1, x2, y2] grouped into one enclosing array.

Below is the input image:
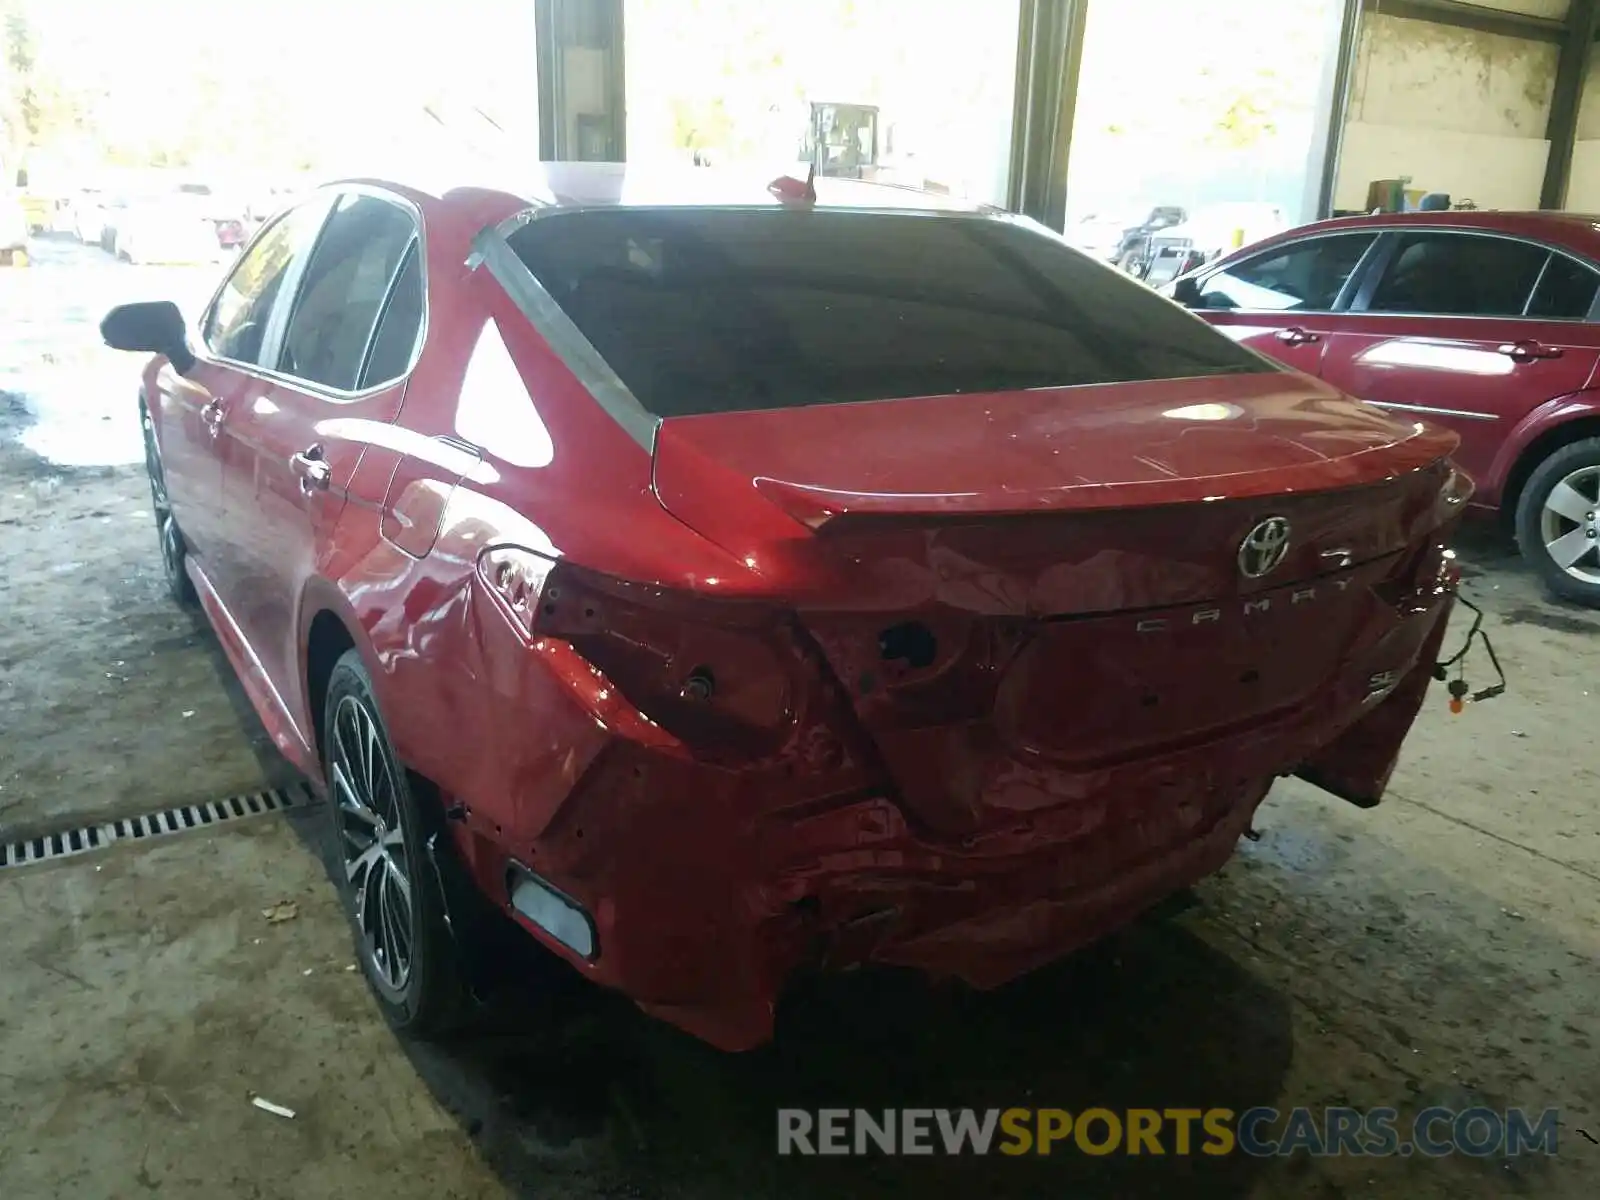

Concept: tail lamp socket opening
[[680, 666, 716, 702], [479, 545, 558, 633], [878, 620, 938, 670]]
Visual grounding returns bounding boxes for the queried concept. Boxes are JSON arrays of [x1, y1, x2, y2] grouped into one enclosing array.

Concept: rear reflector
[[509, 866, 597, 959]]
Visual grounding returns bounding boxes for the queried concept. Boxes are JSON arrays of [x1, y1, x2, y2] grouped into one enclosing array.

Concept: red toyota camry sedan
[[1169, 211, 1600, 607], [103, 165, 1465, 1050]]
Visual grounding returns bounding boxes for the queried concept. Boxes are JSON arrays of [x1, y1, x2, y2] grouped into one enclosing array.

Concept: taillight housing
[[1371, 462, 1469, 610], [478, 549, 802, 759]]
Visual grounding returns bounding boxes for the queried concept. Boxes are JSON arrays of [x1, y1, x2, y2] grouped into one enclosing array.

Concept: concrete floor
[[1, 240, 1597, 1198]]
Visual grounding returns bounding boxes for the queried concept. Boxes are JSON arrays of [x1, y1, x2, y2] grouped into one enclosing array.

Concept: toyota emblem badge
[[1238, 517, 1292, 579]]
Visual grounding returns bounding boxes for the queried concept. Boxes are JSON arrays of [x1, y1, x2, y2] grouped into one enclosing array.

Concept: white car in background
[[1066, 211, 1139, 261], [70, 189, 110, 245], [112, 183, 225, 265]]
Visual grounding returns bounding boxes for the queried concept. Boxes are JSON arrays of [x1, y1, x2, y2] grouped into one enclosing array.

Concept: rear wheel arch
[[1500, 409, 1600, 529], [304, 608, 359, 766], [301, 602, 448, 805]]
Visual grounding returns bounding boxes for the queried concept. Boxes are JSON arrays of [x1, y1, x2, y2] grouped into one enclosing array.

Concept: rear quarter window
[[506, 208, 1268, 418]]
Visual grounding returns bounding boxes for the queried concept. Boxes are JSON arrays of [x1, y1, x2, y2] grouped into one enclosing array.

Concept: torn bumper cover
[[471, 582, 1456, 1051]]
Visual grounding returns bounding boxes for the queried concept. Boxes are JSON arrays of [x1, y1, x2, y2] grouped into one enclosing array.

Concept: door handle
[[290, 445, 331, 495], [1498, 340, 1562, 362], [1275, 326, 1320, 346], [201, 400, 225, 436]]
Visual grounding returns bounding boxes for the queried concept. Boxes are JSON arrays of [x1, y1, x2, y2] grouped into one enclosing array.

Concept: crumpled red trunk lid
[[650, 371, 1459, 831]]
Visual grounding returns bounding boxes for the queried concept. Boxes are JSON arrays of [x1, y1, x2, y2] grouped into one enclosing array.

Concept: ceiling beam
[[1361, 0, 1566, 43], [1543, 0, 1600, 207]]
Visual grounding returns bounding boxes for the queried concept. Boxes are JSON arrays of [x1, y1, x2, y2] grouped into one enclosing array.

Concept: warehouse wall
[[1335, 12, 1558, 211], [1566, 53, 1600, 209], [1465, 0, 1567, 17]]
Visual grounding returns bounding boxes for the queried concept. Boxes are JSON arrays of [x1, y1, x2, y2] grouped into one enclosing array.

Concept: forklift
[[800, 102, 880, 180]]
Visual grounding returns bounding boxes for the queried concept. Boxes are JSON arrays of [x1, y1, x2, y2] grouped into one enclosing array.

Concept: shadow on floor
[[375, 895, 1293, 1200]]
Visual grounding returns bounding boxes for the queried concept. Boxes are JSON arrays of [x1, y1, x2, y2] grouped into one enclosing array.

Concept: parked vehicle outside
[[102, 166, 1468, 1050], [1113, 204, 1188, 276], [114, 182, 227, 265], [1, 188, 29, 265], [1065, 210, 1140, 261], [70, 188, 110, 246], [1143, 202, 1290, 285], [1170, 210, 1600, 606]]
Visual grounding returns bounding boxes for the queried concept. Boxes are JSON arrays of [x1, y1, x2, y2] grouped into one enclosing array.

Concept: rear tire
[[1514, 437, 1600, 608], [322, 650, 470, 1037]]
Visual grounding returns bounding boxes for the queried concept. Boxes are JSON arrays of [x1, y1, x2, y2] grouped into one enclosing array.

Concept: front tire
[[322, 651, 469, 1036], [141, 404, 197, 608], [1515, 437, 1600, 607]]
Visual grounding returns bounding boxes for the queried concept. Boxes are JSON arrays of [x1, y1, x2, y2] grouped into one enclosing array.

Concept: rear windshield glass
[[506, 209, 1269, 418]]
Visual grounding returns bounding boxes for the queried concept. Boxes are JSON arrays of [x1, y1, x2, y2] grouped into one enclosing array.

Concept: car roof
[[1262, 209, 1600, 257], [341, 161, 996, 219]]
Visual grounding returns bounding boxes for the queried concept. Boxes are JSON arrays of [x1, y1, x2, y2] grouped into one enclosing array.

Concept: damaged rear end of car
[[464, 194, 1470, 1049]]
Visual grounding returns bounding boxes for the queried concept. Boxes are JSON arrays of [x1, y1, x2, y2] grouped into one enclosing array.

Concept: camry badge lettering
[[1238, 517, 1292, 579], [1135, 578, 1353, 633]]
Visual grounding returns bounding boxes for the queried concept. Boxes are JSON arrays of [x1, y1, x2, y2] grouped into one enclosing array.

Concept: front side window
[[1196, 233, 1376, 313], [1367, 233, 1550, 317], [202, 201, 326, 364], [279, 194, 418, 392], [506, 208, 1266, 419]]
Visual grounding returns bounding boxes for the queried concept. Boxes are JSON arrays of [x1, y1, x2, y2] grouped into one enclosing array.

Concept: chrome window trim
[[1523, 252, 1554, 318], [192, 183, 431, 403], [1365, 400, 1501, 422]]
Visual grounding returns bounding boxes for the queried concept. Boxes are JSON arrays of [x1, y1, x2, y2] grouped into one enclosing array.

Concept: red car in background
[[102, 166, 1465, 1050], [1171, 211, 1600, 607]]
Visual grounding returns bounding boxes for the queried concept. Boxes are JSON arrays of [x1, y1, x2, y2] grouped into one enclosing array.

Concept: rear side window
[[506, 209, 1265, 418], [1367, 233, 1548, 317], [1528, 254, 1600, 320], [1197, 233, 1375, 312], [279, 194, 417, 391], [359, 243, 424, 388]]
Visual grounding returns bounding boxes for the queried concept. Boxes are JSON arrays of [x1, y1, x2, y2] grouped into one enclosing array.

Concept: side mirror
[[1171, 276, 1202, 308], [100, 301, 195, 374]]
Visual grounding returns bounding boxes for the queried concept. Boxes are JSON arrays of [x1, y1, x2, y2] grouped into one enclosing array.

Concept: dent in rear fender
[[1295, 595, 1455, 808], [454, 573, 633, 843]]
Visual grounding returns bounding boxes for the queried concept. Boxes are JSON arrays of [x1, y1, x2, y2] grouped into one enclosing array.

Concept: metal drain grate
[[0, 782, 316, 871]]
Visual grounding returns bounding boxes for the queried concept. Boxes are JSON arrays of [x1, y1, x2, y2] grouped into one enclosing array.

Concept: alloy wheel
[[1538, 464, 1600, 586], [329, 695, 416, 995]]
